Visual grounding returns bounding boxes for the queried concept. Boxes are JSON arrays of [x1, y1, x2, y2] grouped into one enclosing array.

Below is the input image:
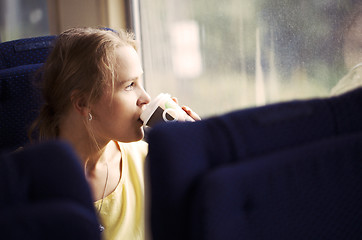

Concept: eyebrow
[[126, 72, 144, 82], [117, 76, 140, 85], [116, 71, 143, 84], [128, 76, 139, 81]]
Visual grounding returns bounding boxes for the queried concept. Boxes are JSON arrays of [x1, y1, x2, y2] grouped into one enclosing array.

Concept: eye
[[125, 82, 135, 91]]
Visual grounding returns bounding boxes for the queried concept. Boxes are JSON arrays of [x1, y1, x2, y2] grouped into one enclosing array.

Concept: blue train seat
[[189, 133, 362, 240], [147, 87, 362, 240], [0, 36, 101, 240], [0, 140, 101, 240], [0, 36, 55, 152]]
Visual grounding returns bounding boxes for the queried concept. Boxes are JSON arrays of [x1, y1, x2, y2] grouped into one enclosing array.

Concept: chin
[[119, 128, 145, 143]]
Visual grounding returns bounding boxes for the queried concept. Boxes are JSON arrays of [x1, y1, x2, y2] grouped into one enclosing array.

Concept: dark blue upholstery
[[0, 141, 101, 240], [147, 87, 362, 240], [0, 64, 44, 151], [189, 133, 362, 240], [0, 36, 55, 69], [0, 36, 101, 240], [0, 35, 55, 152]]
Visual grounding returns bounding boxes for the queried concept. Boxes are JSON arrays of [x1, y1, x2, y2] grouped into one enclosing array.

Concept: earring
[[88, 112, 93, 121]]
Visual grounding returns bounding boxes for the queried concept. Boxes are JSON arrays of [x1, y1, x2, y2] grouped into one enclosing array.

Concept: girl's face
[[90, 46, 151, 143]]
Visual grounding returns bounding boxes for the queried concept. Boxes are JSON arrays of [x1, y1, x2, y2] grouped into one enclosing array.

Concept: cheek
[[97, 92, 137, 121], [110, 99, 134, 120]]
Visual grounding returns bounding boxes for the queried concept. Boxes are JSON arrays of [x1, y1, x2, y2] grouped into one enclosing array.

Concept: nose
[[137, 86, 151, 107]]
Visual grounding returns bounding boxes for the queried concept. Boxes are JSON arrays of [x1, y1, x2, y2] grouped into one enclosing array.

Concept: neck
[[66, 135, 112, 176]]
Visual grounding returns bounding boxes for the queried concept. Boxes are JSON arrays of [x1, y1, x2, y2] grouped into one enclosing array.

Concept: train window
[[0, 0, 49, 42], [138, 0, 359, 118]]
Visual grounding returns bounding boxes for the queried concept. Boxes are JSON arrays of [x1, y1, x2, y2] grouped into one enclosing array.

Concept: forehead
[[114, 46, 143, 82]]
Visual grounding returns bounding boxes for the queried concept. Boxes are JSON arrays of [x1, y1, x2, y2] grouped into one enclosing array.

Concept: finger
[[182, 106, 201, 121], [171, 97, 178, 104]]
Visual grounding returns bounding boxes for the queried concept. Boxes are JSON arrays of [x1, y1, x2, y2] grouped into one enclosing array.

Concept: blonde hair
[[29, 27, 137, 141]]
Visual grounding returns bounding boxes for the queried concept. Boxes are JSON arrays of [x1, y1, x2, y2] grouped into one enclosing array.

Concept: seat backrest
[[147, 87, 362, 240], [0, 36, 55, 69], [0, 140, 101, 240], [188, 133, 362, 240], [0, 64, 44, 151]]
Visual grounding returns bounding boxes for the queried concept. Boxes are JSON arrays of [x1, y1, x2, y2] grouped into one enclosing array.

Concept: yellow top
[[94, 140, 148, 240]]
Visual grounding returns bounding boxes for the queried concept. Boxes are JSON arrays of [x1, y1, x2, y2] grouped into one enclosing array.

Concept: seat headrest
[[0, 36, 56, 69]]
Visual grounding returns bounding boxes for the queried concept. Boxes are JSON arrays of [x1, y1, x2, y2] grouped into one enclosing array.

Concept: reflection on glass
[[331, 63, 362, 96], [332, 2, 362, 95], [139, 0, 358, 117]]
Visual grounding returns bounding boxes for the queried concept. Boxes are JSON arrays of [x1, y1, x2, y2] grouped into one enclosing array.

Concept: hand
[[171, 97, 201, 121]]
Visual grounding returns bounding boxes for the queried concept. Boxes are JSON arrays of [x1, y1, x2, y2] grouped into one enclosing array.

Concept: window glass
[[139, 0, 360, 118], [0, 0, 49, 42]]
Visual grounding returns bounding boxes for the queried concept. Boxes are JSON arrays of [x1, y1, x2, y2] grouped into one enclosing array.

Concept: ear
[[70, 90, 90, 117]]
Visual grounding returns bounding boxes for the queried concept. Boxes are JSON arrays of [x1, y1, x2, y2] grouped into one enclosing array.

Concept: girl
[[30, 27, 199, 239]]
